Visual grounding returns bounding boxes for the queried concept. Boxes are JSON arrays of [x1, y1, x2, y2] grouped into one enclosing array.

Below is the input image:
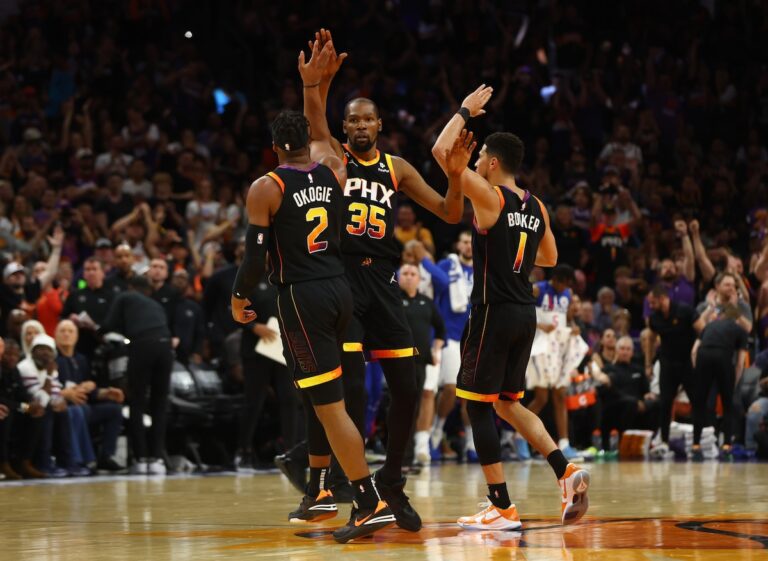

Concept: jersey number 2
[[306, 207, 328, 254], [513, 232, 528, 273], [346, 202, 386, 239]]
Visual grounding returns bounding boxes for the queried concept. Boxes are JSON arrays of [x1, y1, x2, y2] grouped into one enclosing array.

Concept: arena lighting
[[184, 30, 193, 39]]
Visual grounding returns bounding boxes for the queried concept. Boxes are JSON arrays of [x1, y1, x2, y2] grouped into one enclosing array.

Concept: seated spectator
[[394, 203, 435, 256], [55, 320, 124, 472], [0, 337, 47, 479], [5, 309, 30, 347], [599, 336, 659, 449], [20, 319, 45, 358], [594, 287, 619, 332], [18, 333, 73, 477], [746, 368, 768, 452]]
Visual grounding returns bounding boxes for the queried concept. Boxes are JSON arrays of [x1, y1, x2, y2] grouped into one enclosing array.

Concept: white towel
[[447, 254, 469, 313]]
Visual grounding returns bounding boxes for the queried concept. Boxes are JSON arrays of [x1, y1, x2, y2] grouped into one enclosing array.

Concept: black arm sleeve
[[232, 225, 269, 299]]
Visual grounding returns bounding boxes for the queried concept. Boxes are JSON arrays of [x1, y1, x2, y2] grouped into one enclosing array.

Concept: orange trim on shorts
[[385, 153, 398, 191], [343, 342, 363, 352], [295, 366, 342, 389], [456, 388, 499, 402], [266, 172, 285, 193], [368, 347, 418, 359], [501, 391, 525, 402]]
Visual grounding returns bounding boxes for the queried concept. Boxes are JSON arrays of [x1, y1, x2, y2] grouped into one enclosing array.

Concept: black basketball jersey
[[340, 144, 400, 260], [265, 163, 345, 285], [471, 186, 546, 305]]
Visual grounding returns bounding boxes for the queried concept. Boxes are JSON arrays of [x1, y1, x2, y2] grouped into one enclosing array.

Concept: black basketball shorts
[[456, 302, 536, 402], [276, 275, 352, 405]]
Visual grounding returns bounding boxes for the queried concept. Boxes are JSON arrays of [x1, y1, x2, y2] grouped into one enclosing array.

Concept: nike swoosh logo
[[354, 513, 373, 527], [481, 513, 502, 524]]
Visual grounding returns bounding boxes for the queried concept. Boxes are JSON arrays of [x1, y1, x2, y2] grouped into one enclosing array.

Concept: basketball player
[[293, 30, 465, 532], [431, 92, 590, 530], [526, 264, 586, 461], [231, 43, 394, 543]]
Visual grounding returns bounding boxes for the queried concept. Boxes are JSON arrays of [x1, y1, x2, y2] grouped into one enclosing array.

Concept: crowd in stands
[[1, 0, 768, 479]]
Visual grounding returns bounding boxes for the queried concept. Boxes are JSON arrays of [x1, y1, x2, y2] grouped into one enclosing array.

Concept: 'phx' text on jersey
[[341, 144, 400, 261], [265, 163, 345, 286], [471, 186, 545, 306]]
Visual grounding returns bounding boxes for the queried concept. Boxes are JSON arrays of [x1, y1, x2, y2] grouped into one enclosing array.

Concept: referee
[[100, 275, 173, 475]]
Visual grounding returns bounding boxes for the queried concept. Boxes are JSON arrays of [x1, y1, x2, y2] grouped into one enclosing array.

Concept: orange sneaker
[[559, 463, 590, 525]]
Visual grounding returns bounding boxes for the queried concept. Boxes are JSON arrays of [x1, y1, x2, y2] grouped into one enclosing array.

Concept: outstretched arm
[[302, 31, 345, 158], [443, 130, 502, 230], [395, 156, 463, 224]]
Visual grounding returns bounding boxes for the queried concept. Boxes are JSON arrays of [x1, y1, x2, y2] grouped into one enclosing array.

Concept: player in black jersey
[[294, 30, 465, 533], [231, 43, 395, 544], [431, 88, 591, 530]]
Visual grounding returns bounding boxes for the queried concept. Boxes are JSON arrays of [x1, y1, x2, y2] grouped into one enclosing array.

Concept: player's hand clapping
[[460, 84, 494, 117], [443, 129, 476, 176], [298, 38, 333, 86]]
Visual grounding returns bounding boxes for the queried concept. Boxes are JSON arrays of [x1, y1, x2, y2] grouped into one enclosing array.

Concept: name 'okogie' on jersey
[[264, 163, 344, 285], [471, 186, 545, 306], [340, 143, 401, 260]]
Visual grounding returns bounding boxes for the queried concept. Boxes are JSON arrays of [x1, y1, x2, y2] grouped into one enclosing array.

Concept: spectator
[[61, 257, 115, 359], [122, 159, 152, 200], [593, 287, 619, 332], [55, 319, 124, 472], [0, 339, 46, 478], [694, 272, 752, 334], [202, 236, 244, 358], [20, 319, 45, 358], [95, 135, 133, 177], [552, 204, 586, 270], [394, 203, 435, 256], [100, 275, 173, 475], [599, 336, 659, 450], [106, 243, 135, 292], [170, 269, 205, 366], [147, 257, 180, 333], [18, 333, 73, 477]]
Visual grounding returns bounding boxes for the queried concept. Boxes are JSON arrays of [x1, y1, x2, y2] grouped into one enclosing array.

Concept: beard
[[349, 134, 376, 153]]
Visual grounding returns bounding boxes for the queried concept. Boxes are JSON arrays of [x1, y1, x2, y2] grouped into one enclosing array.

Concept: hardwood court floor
[[1, 461, 767, 560]]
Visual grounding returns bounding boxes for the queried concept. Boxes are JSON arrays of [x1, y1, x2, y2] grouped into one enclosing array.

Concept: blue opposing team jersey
[[535, 281, 572, 314], [433, 259, 474, 341]]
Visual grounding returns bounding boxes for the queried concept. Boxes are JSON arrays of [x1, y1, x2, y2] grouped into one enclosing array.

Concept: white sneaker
[[559, 463, 590, 525], [129, 461, 148, 475], [650, 442, 674, 460], [414, 432, 431, 465], [147, 459, 167, 475], [458, 502, 522, 531]]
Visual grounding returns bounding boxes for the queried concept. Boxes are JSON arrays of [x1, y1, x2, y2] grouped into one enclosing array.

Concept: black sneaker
[[288, 489, 338, 523], [96, 457, 125, 472], [373, 470, 422, 532], [332, 500, 396, 543], [330, 481, 355, 504], [274, 453, 307, 493]]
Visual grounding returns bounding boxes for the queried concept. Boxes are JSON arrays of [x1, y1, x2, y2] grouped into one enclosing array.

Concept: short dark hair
[[715, 272, 737, 286], [128, 274, 151, 292], [344, 97, 379, 119], [484, 132, 525, 174], [551, 264, 575, 283], [270, 110, 309, 153], [650, 283, 670, 298], [83, 256, 103, 269]]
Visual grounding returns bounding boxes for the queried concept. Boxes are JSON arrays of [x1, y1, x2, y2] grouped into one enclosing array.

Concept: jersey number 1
[[513, 232, 528, 273], [306, 207, 328, 254]]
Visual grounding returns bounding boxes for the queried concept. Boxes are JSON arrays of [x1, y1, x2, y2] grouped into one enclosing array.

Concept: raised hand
[[443, 129, 477, 176], [310, 28, 348, 81], [461, 84, 494, 117], [674, 220, 688, 237], [298, 40, 333, 86]]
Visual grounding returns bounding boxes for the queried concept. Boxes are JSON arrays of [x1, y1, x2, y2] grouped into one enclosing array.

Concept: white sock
[[431, 417, 447, 448], [558, 438, 571, 450], [415, 430, 430, 448], [464, 427, 475, 451]]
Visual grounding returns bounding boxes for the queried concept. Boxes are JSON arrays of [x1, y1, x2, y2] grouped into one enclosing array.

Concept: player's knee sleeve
[[466, 400, 502, 466]]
